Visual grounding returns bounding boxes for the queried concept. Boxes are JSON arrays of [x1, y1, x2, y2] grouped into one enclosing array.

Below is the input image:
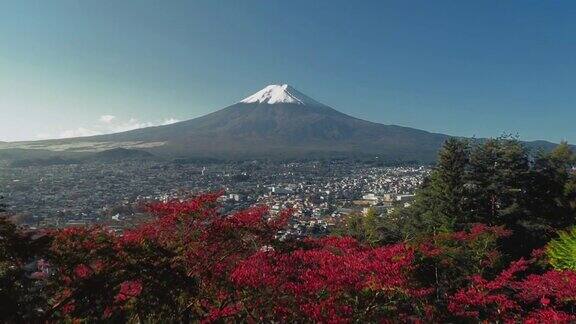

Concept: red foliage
[[416, 223, 511, 271], [115, 280, 143, 302], [145, 191, 223, 217], [73, 264, 92, 279], [516, 270, 576, 305], [38, 193, 576, 322], [230, 237, 429, 321], [448, 259, 528, 320], [524, 308, 575, 323], [448, 259, 576, 322], [46, 192, 293, 321]]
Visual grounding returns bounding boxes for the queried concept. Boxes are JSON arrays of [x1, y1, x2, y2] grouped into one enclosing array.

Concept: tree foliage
[[0, 192, 574, 322], [547, 226, 576, 271], [334, 208, 401, 246], [0, 214, 50, 321], [399, 137, 576, 257]]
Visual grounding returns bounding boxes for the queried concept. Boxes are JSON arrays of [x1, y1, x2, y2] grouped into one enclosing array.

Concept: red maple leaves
[[231, 238, 425, 322], [115, 280, 143, 302], [38, 193, 576, 322]]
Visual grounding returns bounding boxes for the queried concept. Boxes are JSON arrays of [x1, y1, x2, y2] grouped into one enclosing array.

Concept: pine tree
[[515, 142, 576, 254], [401, 138, 470, 236], [466, 137, 530, 225], [399, 137, 576, 257]]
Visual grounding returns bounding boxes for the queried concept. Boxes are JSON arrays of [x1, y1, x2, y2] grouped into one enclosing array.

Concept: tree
[[398, 138, 471, 237], [413, 224, 512, 318], [465, 137, 531, 225], [510, 142, 576, 257], [0, 192, 575, 321], [0, 213, 50, 321], [399, 137, 575, 257], [528, 142, 576, 226], [334, 209, 401, 246], [44, 193, 292, 322]]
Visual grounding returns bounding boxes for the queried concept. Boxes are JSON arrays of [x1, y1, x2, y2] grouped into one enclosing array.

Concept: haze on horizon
[[1, 1, 575, 143]]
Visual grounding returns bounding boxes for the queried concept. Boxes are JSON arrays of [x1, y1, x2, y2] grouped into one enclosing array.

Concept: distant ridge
[[0, 84, 569, 163], [90, 148, 156, 161]]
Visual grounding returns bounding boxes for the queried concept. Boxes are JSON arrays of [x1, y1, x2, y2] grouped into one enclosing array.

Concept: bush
[[547, 226, 576, 271], [1, 193, 576, 322]]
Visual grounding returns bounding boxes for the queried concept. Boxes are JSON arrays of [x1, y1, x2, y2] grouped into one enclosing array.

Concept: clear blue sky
[[1, 0, 575, 142]]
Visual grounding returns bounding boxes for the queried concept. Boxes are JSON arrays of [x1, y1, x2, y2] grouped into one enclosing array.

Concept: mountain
[[0, 84, 565, 163], [88, 148, 157, 162], [4, 148, 156, 167]]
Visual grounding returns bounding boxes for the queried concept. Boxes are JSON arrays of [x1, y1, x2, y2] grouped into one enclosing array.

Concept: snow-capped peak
[[240, 84, 322, 106]]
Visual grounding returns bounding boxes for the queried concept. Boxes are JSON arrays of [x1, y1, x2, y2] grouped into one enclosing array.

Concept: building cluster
[[0, 160, 429, 236]]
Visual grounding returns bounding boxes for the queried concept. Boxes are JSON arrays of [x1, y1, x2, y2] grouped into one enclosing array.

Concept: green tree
[[362, 208, 389, 245], [542, 141, 576, 217], [399, 138, 470, 237], [465, 137, 530, 225], [334, 209, 400, 246], [519, 142, 576, 254], [398, 137, 576, 257]]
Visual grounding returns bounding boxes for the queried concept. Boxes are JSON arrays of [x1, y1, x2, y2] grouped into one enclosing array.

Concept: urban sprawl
[[0, 160, 429, 237]]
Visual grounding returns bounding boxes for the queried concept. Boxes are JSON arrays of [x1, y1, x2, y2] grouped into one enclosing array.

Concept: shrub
[[547, 226, 576, 271]]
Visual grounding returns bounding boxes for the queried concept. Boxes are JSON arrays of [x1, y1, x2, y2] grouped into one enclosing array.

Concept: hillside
[[0, 84, 566, 162]]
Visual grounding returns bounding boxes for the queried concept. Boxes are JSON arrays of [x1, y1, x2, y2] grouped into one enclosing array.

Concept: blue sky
[[1, 0, 575, 142]]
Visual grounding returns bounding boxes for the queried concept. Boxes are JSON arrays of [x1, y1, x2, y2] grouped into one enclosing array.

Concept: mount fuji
[[0, 84, 561, 162]]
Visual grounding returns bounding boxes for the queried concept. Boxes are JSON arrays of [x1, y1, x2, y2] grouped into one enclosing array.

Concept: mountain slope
[[81, 85, 450, 161], [0, 84, 565, 162]]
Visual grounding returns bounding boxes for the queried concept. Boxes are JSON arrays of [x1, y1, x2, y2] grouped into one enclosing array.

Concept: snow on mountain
[[1, 82, 565, 162], [239, 84, 323, 106]]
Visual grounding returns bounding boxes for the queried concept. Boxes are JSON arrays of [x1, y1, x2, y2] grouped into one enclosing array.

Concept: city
[[0, 159, 428, 236]]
